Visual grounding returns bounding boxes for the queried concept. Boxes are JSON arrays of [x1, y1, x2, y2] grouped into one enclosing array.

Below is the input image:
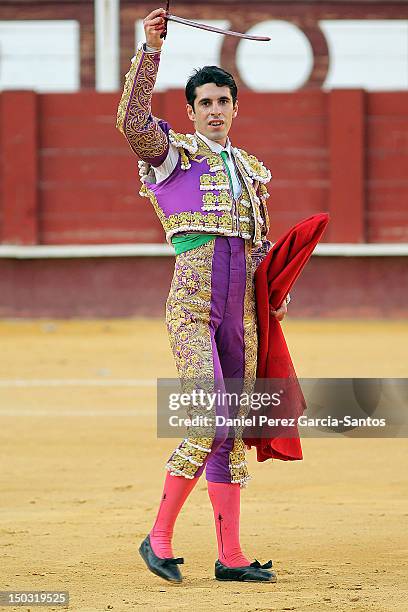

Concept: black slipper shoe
[[139, 535, 184, 583], [215, 559, 277, 582]]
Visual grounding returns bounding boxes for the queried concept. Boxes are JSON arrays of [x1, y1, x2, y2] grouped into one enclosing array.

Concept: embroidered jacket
[[116, 44, 272, 247]]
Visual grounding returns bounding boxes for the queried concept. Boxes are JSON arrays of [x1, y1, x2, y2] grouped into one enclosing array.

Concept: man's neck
[[196, 131, 230, 150], [213, 137, 228, 148]]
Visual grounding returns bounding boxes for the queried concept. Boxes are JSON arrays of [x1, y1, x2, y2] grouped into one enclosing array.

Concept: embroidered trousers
[[165, 237, 258, 487]]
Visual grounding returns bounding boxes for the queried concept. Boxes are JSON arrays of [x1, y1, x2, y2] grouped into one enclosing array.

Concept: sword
[[160, 1, 271, 42]]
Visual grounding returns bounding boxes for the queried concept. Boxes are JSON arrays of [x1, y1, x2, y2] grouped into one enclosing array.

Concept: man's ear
[[233, 100, 239, 119], [186, 103, 195, 122]]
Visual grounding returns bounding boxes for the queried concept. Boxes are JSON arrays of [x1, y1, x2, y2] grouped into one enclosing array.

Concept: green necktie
[[220, 150, 234, 194]]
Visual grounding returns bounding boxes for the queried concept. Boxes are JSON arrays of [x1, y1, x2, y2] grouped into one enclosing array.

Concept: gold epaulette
[[234, 148, 272, 184], [169, 130, 199, 170], [168, 130, 198, 154]]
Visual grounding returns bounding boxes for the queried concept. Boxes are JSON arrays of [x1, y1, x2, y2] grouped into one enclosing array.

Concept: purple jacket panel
[[145, 155, 226, 220]]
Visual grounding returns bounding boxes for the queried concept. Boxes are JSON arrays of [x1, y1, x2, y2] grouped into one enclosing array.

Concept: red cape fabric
[[243, 213, 330, 462]]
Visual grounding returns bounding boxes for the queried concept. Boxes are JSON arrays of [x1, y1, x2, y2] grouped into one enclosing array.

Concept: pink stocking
[[149, 471, 199, 558], [207, 481, 251, 567]]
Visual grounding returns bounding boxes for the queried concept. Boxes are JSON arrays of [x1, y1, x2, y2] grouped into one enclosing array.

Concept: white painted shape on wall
[[237, 21, 313, 91], [1, 18, 406, 93], [0, 20, 80, 92], [320, 20, 408, 90], [135, 20, 230, 91]]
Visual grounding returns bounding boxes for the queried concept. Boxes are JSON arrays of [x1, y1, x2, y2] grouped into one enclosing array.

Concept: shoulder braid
[[233, 148, 272, 184], [169, 130, 199, 170]]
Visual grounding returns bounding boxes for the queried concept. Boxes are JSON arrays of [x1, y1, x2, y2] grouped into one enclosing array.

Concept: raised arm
[[116, 8, 170, 166]]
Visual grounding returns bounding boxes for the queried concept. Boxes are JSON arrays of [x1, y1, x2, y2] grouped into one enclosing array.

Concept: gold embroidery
[[218, 191, 232, 206], [165, 242, 218, 479], [168, 130, 199, 154], [200, 171, 230, 191], [262, 208, 270, 237], [214, 171, 230, 189], [116, 49, 143, 136], [228, 242, 258, 487], [164, 234, 259, 486], [229, 438, 249, 485], [202, 191, 233, 212], [234, 157, 266, 247], [200, 174, 213, 190], [243, 242, 258, 393], [116, 49, 168, 160], [259, 183, 270, 201], [138, 132, 270, 245], [234, 148, 272, 184], [168, 130, 200, 171], [236, 188, 255, 241], [258, 184, 270, 236], [179, 148, 191, 171], [166, 438, 213, 478], [251, 239, 273, 271], [140, 184, 235, 243], [139, 183, 168, 229], [204, 213, 218, 227], [218, 214, 233, 230], [202, 193, 218, 206], [207, 154, 224, 173]]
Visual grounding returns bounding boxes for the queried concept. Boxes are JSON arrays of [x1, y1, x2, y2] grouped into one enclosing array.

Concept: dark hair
[[185, 66, 238, 109]]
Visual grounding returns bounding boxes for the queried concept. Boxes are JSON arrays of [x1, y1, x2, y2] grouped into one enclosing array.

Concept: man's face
[[186, 82, 238, 146]]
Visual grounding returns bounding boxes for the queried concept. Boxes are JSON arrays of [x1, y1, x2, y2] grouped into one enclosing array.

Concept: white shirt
[[153, 131, 242, 199]]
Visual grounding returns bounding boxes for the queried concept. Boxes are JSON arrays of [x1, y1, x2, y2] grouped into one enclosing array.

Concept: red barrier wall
[[0, 255, 406, 319], [0, 89, 407, 246]]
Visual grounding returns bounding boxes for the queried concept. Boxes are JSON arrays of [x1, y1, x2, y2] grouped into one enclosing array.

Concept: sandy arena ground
[[0, 319, 407, 612]]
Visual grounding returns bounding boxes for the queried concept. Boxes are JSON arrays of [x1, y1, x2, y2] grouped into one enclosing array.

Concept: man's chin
[[203, 128, 228, 143]]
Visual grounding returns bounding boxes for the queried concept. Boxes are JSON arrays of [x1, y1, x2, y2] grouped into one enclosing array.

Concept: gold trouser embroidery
[[228, 241, 258, 487], [165, 240, 258, 487]]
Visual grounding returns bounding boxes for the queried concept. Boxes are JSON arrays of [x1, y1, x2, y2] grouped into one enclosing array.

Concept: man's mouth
[[208, 120, 224, 128]]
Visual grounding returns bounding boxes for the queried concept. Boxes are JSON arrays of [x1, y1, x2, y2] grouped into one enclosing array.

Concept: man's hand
[[143, 8, 167, 50], [270, 300, 288, 322]]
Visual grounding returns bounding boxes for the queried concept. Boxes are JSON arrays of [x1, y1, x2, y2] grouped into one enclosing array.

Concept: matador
[[116, 7, 290, 584]]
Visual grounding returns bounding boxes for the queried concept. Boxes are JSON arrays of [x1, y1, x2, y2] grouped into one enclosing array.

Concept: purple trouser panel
[[194, 236, 247, 483]]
